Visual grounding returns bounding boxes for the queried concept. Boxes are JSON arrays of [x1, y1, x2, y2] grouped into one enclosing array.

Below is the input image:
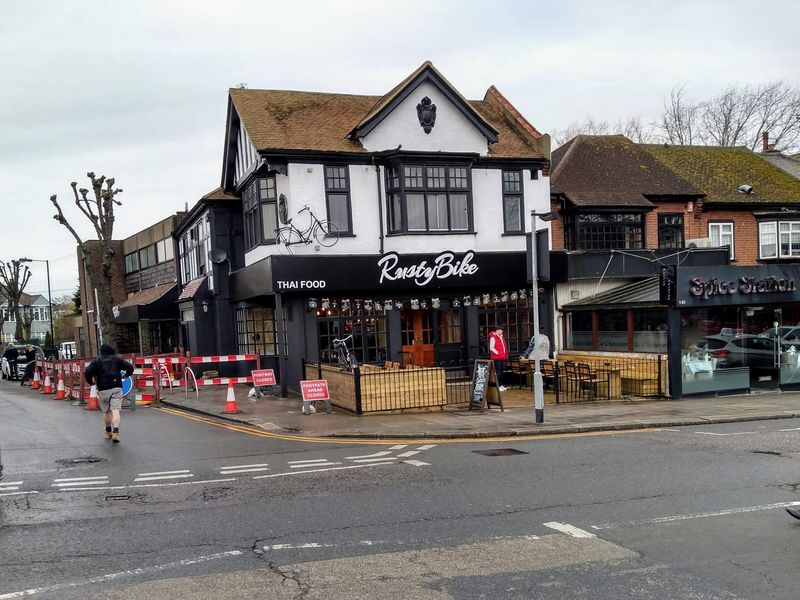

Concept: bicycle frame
[[279, 207, 327, 247]]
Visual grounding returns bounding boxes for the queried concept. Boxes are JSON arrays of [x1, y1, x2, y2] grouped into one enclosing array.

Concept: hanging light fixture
[[431, 297, 440, 309], [452, 297, 461, 308]]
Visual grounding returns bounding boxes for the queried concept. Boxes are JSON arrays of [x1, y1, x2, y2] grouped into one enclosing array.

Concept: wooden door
[[401, 310, 435, 366]]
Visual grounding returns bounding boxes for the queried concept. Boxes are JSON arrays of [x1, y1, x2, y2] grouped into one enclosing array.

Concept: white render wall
[[245, 162, 551, 266], [360, 80, 489, 155]]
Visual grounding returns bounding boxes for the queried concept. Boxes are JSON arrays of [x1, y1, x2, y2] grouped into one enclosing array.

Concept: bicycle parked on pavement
[[276, 205, 339, 255], [332, 335, 356, 372]]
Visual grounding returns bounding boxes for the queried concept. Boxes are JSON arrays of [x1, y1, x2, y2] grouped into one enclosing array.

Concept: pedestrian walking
[[3, 344, 19, 379], [19, 345, 37, 386], [84, 343, 134, 443], [488, 325, 509, 392]]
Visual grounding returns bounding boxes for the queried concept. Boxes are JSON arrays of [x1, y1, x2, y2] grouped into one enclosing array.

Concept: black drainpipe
[[372, 155, 384, 255]]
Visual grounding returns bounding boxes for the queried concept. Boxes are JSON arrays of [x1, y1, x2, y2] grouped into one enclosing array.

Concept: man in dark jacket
[[3, 345, 19, 379], [85, 343, 134, 443]]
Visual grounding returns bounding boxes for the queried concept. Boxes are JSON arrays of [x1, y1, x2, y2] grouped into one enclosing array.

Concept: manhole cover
[[105, 495, 131, 501], [55, 456, 106, 466], [472, 448, 529, 457]]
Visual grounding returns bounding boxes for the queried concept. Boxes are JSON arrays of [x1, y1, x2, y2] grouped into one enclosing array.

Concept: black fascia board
[[221, 98, 239, 192], [350, 68, 499, 143], [703, 201, 800, 210]]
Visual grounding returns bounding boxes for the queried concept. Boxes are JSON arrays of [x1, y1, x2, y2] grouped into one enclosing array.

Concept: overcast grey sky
[[2, 0, 799, 299]]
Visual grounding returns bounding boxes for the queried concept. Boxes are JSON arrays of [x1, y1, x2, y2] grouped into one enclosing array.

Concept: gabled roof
[[201, 187, 240, 202], [225, 63, 547, 161], [348, 61, 498, 143], [642, 144, 800, 204], [175, 188, 241, 238], [760, 153, 800, 181], [551, 135, 700, 208]]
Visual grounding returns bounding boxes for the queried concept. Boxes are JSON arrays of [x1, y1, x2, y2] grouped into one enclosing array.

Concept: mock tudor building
[[217, 62, 552, 393]]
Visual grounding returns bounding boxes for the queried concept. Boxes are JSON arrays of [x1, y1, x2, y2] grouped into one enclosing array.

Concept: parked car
[[702, 334, 776, 371], [1, 344, 44, 381]]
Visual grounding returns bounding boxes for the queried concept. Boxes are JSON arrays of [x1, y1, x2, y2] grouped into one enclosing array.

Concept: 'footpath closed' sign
[[252, 369, 277, 386], [300, 379, 330, 401]]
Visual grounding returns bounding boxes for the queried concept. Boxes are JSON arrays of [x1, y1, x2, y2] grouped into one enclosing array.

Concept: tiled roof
[[177, 277, 206, 302], [760, 153, 800, 181], [201, 187, 240, 201], [551, 135, 700, 207], [642, 144, 800, 204], [229, 71, 547, 159], [119, 284, 176, 308]]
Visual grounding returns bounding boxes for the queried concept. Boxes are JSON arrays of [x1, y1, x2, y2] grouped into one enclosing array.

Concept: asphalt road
[[3, 382, 800, 599]]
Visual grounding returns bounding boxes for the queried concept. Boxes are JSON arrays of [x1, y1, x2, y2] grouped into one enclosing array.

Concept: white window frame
[[709, 222, 735, 260], [759, 220, 800, 259], [759, 222, 778, 259]]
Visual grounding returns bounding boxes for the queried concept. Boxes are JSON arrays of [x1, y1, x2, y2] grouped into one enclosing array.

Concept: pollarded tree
[[50, 172, 123, 346], [0, 260, 32, 342]]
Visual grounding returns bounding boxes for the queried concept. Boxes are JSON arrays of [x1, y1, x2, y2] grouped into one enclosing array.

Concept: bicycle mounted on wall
[[276, 205, 340, 255]]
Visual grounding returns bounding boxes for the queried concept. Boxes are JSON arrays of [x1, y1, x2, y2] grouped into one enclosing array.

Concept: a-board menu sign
[[470, 360, 504, 411], [300, 379, 330, 401]]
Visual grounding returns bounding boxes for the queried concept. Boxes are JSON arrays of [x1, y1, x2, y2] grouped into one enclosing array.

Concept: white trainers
[[499, 385, 507, 392]]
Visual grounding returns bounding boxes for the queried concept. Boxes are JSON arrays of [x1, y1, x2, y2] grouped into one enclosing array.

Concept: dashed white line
[[288, 459, 332, 464], [220, 463, 270, 470], [264, 542, 335, 550], [253, 463, 392, 479], [416, 444, 437, 450], [0, 481, 23, 486], [131, 478, 235, 489], [219, 467, 270, 474], [403, 460, 430, 467], [0, 550, 244, 599], [0, 491, 38, 497], [543, 522, 596, 538], [289, 459, 340, 468], [694, 431, 757, 436], [351, 457, 397, 463], [134, 474, 194, 482], [345, 451, 391, 459], [136, 470, 191, 476], [53, 476, 108, 482], [779, 427, 800, 432], [389, 445, 408, 450], [53, 477, 109, 488], [397, 450, 420, 458]]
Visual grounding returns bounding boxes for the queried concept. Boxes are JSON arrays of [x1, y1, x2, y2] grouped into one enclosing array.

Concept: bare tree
[[658, 84, 703, 145], [0, 260, 32, 342], [20, 308, 34, 341], [50, 172, 123, 346], [553, 115, 653, 146], [748, 81, 800, 152]]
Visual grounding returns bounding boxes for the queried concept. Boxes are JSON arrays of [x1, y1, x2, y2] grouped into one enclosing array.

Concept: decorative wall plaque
[[416, 96, 437, 134]]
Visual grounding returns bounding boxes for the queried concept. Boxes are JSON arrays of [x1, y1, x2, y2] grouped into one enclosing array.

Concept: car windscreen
[[704, 339, 728, 350]]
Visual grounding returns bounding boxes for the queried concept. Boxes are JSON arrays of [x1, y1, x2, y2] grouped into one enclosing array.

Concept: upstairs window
[[564, 212, 644, 250], [243, 177, 278, 250], [386, 164, 471, 234], [709, 222, 734, 260], [759, 220, 800, 259], [156, 238, 174, 263], [502, 170, 524, 234], [179, 213, 212, 285], [324, 166, 352, 235], [658, 213, 684, 249], [124, 252, 139, 273], [138, 244, 156, 269]]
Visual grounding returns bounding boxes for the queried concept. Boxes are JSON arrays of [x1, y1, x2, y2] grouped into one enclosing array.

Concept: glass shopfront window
[[565, 308, 666, 353], [679, 303, 800, 395]]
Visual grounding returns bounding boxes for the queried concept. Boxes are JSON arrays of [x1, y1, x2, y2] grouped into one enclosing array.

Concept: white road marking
[[0, 491, 38, 497], [0, 487, 19, 491], [389, 445, 408, 450], [136, 470, 191, 476], [253, 463, 392, 479], [219, 467, 269, 474], [288, 459, 332, 464], [779, 427, 800, 432], [694, 431, 757, 436], [133, 474, 194, 482], [220, 463, 270, 470], [397, 450, 420, 458], [58, 486, 128, 492], [345, 451, 391, 459], [264, 542, 336, 550], [53, 480, 109, 488], [591, 500, 800, 530], [403, 460, 430, 467], [416, 444, 437, 450], [543, 522, 597, 538], [351, 457, 397, 463], [0, 481, 23, 486], [131, 477, 228, 488], [0, 550, 243, 599], [53, 476, 108, 482]]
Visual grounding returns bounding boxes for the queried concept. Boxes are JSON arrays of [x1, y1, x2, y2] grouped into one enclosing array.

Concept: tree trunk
[[82, 247, 117, 347]]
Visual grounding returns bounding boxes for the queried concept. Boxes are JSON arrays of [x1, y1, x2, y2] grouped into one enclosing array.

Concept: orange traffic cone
[[222, 380, 242, 414], [41, 371, 53, 394], [55, 372, 66, 399], [31, 367, 41, 390], [84, 385, 100, 411]]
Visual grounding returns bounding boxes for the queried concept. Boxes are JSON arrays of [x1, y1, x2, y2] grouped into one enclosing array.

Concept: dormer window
[[386, 164, 472, 234]]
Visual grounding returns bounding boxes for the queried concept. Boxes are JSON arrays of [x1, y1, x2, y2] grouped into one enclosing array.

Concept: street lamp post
[[19, 258, 53, 352], [529, 210, 558, 424]]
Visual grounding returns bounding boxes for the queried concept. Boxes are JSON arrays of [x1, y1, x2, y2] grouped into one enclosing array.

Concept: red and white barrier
[[189, 354, 256, 364]]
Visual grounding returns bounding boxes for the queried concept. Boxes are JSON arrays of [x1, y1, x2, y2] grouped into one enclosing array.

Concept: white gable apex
[[359, 80, 490, 155]]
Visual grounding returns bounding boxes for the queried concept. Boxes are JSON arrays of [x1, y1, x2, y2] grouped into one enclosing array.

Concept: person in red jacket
[[488, 326, 509, 392]]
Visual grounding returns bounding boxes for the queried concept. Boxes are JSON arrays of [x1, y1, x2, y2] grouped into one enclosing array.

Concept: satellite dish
[[208, 248, 228, 264]]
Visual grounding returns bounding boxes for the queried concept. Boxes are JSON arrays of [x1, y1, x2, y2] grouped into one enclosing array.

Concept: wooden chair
[[540, 359, 556, 390], [577, 362, 600, 400], [563, 361, 579, 395], [506, 359, 525, 388]]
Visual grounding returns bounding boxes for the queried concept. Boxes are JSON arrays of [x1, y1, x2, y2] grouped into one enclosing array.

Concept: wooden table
[[595, 367, 622, 398]]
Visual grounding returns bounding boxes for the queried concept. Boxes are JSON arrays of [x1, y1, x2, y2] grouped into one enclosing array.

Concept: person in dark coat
[[84, 344, 134, 443]]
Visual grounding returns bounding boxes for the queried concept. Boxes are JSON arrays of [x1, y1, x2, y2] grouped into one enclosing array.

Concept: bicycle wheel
[[276, 227, 300, 255], [314, 220, 340, 247]]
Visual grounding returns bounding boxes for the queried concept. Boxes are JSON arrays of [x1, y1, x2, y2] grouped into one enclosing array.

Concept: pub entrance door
[[401, 310, 435, 366]]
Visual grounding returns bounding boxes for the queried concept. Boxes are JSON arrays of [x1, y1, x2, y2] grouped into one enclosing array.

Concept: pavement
[[156, 384, 800, 440]]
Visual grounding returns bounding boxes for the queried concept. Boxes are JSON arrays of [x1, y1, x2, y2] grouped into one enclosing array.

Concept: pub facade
[[220, 62, 552, 393]]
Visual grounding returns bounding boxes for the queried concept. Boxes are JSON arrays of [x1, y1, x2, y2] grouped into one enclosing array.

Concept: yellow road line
[[153, 406, 660, 445]]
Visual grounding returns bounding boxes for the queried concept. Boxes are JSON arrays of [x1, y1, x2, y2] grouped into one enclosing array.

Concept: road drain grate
[[105, 495, 131, 501], [472, 448, 529, 456]]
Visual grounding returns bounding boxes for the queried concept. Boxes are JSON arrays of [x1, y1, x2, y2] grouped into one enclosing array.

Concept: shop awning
[[113, 284, 179, 323], [563, 277, 664, 311]]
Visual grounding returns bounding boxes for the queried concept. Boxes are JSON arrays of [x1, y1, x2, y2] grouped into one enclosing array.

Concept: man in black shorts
[[84, 344, 134, 443]]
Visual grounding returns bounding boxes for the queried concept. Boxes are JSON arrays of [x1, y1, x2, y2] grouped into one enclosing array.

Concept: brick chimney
[[763, 131, 775, 153]]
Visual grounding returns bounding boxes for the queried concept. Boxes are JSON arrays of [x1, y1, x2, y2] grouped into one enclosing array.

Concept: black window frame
[[243, 176, 279, 250], [385, 162, 473, 234], [124, 252, 139, 274], [324, 165, 353, 235], [657, 213, 684, 249], [501, 170, 525, 234], [564, 211, 645, 250]]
